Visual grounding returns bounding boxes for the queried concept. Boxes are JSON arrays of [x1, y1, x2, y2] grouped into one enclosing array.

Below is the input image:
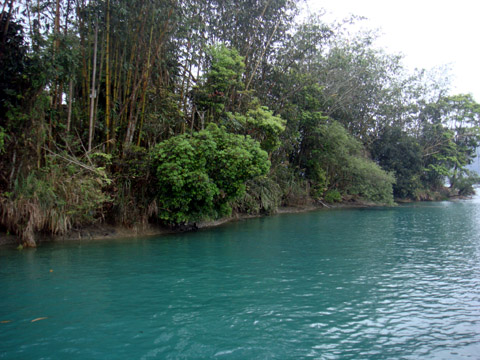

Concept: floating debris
[[31, 317, 48, 323]]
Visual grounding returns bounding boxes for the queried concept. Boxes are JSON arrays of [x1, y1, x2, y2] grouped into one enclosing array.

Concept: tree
[[310, 121, 395, 204], [317, 32, 407, 144], [371, 126, 423, 199], [227, 100, 286, 154], [417, 94, 480, 192], [3, 0, 477, 244], [193, 44, 246, 124], [0, 12, 27, 119]]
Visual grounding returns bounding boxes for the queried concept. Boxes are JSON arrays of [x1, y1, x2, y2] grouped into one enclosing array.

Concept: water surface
[[1, 198, 480, 359]]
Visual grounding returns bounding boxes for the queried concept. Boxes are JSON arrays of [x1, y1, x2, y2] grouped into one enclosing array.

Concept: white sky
[[305, 0, 480, 101]]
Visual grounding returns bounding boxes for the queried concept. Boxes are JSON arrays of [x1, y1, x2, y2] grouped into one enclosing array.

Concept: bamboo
[[105, 0, 111, 151], [0, 0, 15, 44], [111, 43, 124, 145], [124, 63, 139, 147], [88, 17, 98, 152], [0, 1, 8, 24], [67, 78, 73, 133], [136, 19, 155, 146], [122, 39, 137, 131], [113, 44, 121, 106], [123, 5, 149, 148], [51, 0, 61, 109], [94, 34, 105, 135], [78, 0, 90, 124]]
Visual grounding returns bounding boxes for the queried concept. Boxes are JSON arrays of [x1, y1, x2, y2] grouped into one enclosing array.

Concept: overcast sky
[[305, 0, 480, 101]]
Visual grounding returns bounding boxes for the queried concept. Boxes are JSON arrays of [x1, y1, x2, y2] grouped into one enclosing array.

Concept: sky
[[305, 0, 480, 101]]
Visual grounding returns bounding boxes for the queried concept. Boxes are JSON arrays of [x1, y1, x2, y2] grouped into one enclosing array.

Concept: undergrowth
[[0, 156, 110, 246]]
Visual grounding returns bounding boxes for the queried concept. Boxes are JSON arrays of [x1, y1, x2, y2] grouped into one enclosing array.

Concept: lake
[[1, 197, 480, 359]]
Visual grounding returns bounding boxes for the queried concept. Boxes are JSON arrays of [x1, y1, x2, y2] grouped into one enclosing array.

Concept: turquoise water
[[1, 199, 480, 359]]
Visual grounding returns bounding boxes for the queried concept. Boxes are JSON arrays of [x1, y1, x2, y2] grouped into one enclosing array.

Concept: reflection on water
[[1, 197, 480, 359]]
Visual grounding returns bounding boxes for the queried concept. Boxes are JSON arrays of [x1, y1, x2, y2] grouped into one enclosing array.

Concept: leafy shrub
[[455, 172, 480, 196], [228, 102, 286, 153], [151, 124, 269, 224], [324, 189, 342, 203], [310, 121, 395, 205], [344, 156, 396, 204]]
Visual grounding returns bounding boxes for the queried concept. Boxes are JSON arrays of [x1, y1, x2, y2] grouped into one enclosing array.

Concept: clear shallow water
[[1, 199, 480, 359]]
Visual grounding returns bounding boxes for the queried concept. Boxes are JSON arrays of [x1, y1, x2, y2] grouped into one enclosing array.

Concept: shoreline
[[0, 201, 371, 247], [2, 196, 463, 248]]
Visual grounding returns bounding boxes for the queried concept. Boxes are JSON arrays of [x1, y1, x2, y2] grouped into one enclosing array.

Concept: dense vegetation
[[1, 0, 479, 246]]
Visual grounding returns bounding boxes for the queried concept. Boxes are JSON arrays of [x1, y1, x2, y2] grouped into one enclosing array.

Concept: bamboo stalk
[[66, 78, 73, 134], [105, 0, 111, 152], [94, 34, 105, 136], [136, 19, 155, 146], [88, 17, 98, 152]]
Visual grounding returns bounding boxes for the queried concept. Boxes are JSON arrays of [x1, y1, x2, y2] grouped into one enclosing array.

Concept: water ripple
[[2, 200, 480, 358]]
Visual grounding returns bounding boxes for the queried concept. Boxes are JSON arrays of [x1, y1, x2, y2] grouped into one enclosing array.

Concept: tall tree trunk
[[77, 0, 89, 125], [105, 0, 111, 152], [0, 0, 15, 46], [52, 0, 61, 109], [66, 77, 73, 134], [94, 34, 105, 138], [245, 19, 280, 92], [111, 43, 123, 146], [136, 21, 154, 146], [88, 17, 98, 152], [124, 64, 139, 149]]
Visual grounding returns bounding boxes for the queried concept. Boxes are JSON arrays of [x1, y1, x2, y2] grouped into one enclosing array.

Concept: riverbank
[[4, 193, 476, 248], [3, 195, 470, 248], [1, 201, 372, 247]]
